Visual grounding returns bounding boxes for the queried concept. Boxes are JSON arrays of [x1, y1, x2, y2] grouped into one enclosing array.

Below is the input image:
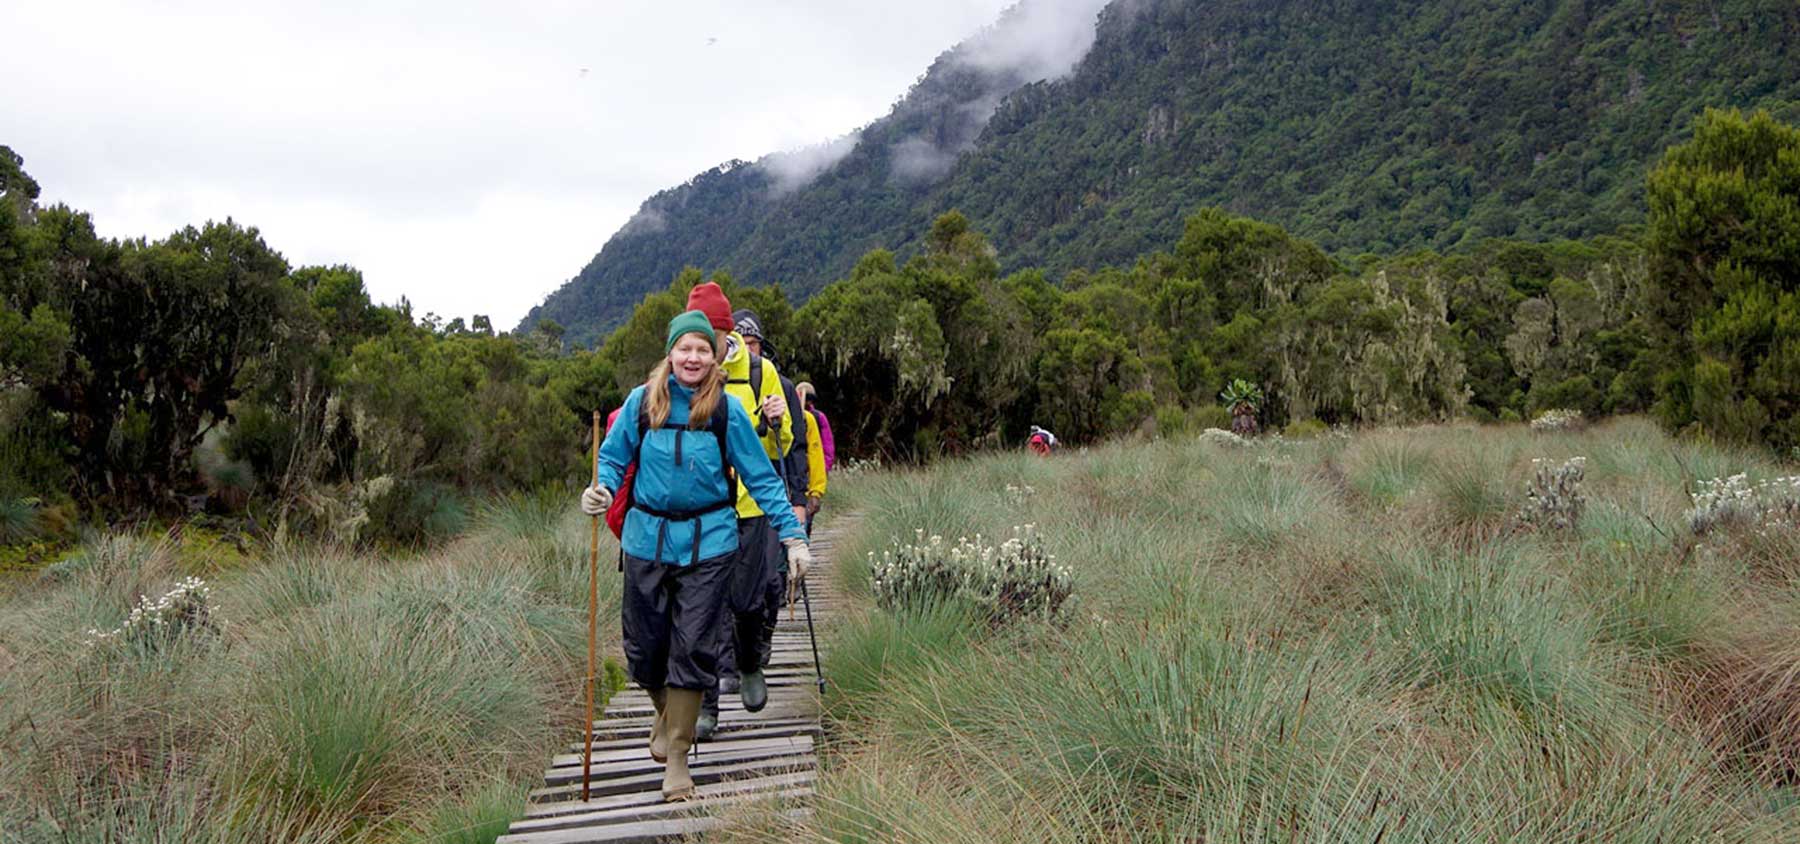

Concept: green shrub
[[1191, 403, 1231, 431], [0, 496, 38, 544], [1153, 404, 1191, 437], [1283, 418, 1329, 439], [363, 480, 467, 547]]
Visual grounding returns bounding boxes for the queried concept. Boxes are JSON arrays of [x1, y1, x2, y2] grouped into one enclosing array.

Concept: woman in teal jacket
[[578, 309, 810, 802]]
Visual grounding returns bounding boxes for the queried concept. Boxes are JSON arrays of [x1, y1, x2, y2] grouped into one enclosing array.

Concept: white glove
[[580, 485, 612, 516], [782, 538, 811, 586]]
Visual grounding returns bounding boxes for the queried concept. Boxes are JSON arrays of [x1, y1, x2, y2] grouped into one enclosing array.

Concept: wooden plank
[[543, 737, 814, 785], [529, 753, 816, 803], [603, 691, 813, 716], [523, 770, 815, 820], [593, 704, 810, 736], [510, 783, 812, 833], [551, 733, 815, 768], [499, 808, 811, 844], [568, 720, 818, 754]]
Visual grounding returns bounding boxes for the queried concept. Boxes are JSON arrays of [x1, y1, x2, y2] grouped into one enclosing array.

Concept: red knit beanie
[[686, 282, 735, 333]]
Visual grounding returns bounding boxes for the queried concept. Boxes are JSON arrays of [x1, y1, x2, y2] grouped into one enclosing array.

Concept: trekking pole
[[801, 577, 826, 695], [581, 410, 601, 801]]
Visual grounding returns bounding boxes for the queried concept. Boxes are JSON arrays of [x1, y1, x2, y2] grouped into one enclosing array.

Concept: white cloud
[[757, 132, 863, 196], [885, 0, 1114, 186], [0, 0, 1017, 327], [615, 206, 669, 239], [955, 0, 1114, 82]]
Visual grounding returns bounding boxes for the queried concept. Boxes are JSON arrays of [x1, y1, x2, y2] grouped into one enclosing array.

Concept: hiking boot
[[740, 669, 767, 713], [695, 707, 718, 741], [720, 674, 740, 695], [647, 687, 668, 762], [660, 688, 702, 802]]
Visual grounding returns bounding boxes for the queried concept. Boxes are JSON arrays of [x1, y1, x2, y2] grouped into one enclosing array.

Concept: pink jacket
[[810, 408, 836, 470]]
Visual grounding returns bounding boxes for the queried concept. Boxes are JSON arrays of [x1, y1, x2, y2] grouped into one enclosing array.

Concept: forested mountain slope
[[525, 0, 1800, 345]]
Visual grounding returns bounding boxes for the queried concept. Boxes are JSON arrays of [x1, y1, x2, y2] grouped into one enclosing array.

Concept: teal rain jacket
[[597, 376, 806, 566]]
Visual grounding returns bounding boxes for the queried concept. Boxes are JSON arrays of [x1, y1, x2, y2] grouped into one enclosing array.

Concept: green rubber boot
[[661, 688, 701, 802], [647, 687, 668, 762], [740, 669, 768, 713]]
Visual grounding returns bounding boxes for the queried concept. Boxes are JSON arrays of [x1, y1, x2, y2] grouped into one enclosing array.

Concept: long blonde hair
[[642, 352, 727, 430]]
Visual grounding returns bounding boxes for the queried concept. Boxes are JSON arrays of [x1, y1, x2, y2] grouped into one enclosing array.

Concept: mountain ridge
[[522, 0, 1800, 346]]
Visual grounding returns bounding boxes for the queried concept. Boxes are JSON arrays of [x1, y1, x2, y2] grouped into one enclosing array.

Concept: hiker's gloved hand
[[782, 538, 811, 586], [805, 496, 822, 518], [580, 485, 612, 516]]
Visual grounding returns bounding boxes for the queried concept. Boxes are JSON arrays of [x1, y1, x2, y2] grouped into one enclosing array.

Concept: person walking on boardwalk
[[578, 308, 811, 802], [794, 381, 829, 536], [799, 380, 835, 472], [732, 309, 811, 528], [683, 287, 804, 740]]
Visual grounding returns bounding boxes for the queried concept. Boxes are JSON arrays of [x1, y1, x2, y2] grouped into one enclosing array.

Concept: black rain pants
[[706, 516, 786, 713], [621, 548, 732, 692]]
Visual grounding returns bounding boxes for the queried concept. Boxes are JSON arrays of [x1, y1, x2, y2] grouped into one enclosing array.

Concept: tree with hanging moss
[[1644, 109, 1800, 448]]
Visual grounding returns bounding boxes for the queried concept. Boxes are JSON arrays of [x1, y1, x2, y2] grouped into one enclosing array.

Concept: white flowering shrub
[[1518, 457, 1586, 531], [85, 577, 221, 649], [869, 525, 1072, 626], [1005, 483, 1036, 506], [1200, 428, 1248, 447], [838, 456, 885, 477], [1530, 408, 1586, 432], [1688, 474, 1800, 535]]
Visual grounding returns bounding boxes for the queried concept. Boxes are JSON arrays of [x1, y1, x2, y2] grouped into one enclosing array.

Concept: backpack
[[728, 354, 808, 500], [604, 399, 735, 540]]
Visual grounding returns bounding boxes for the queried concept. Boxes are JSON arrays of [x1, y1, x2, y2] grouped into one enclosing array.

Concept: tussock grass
[[732, 419, 1800, 841], [0, 490, 611, 841]]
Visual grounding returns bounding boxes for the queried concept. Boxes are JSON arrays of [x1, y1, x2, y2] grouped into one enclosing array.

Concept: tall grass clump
[[798, 419, 1800, 842], [1426, 448, 1517, 537], [1365, 544, 1616, 724], [1210, 452, 1335, 551], [1342, 431, 1435, 507], [0, 491, 602, 840]]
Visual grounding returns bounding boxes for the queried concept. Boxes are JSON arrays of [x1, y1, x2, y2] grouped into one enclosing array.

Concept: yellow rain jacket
[[722, 334, 792, 519], [804, 409, 827, 500]]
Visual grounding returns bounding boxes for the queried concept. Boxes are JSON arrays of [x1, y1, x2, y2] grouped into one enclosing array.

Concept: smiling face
[[668, 332, 717, 386]]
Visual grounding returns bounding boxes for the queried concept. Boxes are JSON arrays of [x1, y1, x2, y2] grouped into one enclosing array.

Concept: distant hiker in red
[[577, 308, 810, 802], [1028, 425, 1057, 456]]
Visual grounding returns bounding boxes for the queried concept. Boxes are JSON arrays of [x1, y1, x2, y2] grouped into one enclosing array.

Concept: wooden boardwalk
[[499, 518, 851, 843]]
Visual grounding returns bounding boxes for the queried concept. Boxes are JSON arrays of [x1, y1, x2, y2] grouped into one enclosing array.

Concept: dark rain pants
[[621, 548, 732, 692], [706, 516, 786, 713]]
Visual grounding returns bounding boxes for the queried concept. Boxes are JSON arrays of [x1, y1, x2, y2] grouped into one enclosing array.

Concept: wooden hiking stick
[[582, 410, 601, 801]]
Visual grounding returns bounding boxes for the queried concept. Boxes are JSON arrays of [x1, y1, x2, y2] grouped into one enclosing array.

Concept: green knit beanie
[[665, 309, 717, 354]]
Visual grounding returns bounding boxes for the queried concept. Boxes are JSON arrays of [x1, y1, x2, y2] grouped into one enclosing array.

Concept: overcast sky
[[2, 0, 1023, 327]]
